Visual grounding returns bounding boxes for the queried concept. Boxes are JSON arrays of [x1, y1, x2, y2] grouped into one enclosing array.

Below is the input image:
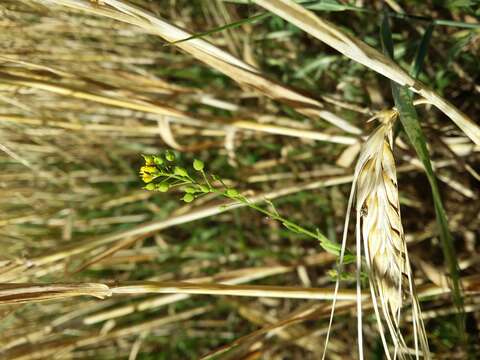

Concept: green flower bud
[[158, 183, 169, 192], [183, 193, 194, 203], [165, 151, 175, 162], [184, 186, 197, 194], [193, 159, 204, 171], [174, 166, 188, 177]]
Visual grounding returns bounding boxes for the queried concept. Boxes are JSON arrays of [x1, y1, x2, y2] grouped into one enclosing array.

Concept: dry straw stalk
[[0, 282, 357, 305]]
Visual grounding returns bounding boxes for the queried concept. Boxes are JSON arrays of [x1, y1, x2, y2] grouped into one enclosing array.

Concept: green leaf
[[410, 23, 434, 79], [302, 0, 480, 29], [319, 237, 342, 255], [303, 0, 351, 11], [447, 0, 474, 8], [380, 14, 394, 58], [380, 16, 465, 334], [282, 221, 303, 234], [392, 85, 465, 328]]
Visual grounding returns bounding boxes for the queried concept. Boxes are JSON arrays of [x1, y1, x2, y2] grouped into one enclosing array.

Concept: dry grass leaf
[[0, 283, 111, 304]]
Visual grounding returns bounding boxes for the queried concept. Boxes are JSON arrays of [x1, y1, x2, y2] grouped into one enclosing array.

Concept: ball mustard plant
[[139, 151, 352, 261]]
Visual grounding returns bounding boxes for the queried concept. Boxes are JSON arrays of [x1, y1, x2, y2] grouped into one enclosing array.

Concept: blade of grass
[[410, 23, 434, 79], [168, 12, 271, 45], [302, 0, 356, 12], [380, 15, 465, 335], [300, 1, 480, 29], [393, 84, 466, 336]]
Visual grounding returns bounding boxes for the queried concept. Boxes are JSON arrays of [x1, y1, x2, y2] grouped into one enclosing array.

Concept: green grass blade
[[299, 1, 480, 28], [391, 86, 465, 329], [410, 23, 434, 79], [380, 13, 394, 58], [433, 19, 480, 29], [301, 0, 356, 12], [167, 12, 271, 45], [380, 15, 465, 333]]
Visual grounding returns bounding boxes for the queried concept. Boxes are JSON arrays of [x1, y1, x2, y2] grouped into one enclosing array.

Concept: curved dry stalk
[[254, 0, 480, 145], [2, 273, 479, 306]]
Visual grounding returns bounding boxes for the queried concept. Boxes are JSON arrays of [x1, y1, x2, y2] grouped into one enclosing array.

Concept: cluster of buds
[[139, 151, 173, 185], [139, 151, 220, 203]]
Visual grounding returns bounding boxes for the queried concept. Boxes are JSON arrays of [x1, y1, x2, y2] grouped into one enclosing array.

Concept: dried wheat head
[[354, 110, 430, 359]]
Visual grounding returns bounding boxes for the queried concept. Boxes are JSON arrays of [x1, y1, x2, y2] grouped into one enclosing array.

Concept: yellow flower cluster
[[139, 165, 157, 183]]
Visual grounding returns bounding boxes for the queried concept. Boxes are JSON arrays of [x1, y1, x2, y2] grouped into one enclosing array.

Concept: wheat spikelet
[[355, 110, 430, 359], [322, 110, 430, 360]]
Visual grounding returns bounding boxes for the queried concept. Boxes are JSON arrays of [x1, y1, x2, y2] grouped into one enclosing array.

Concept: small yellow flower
[[140, 165, 156, 174], [142, 154, 155, 166], [141, 173, 153, 183]]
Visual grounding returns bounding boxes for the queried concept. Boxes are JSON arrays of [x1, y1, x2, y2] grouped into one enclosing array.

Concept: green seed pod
[[183, 193, 194, 203], [193, 159, 204, 171], [184, 186, 197, 194], [158, 183, 169, 192], [144, 183, 156, 191], [174, 166, 188, 177], [226, 188, 239, 197], [153, 156, 164, 165], [165, 151, 175, 162], [199, 185, 210, 193]]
